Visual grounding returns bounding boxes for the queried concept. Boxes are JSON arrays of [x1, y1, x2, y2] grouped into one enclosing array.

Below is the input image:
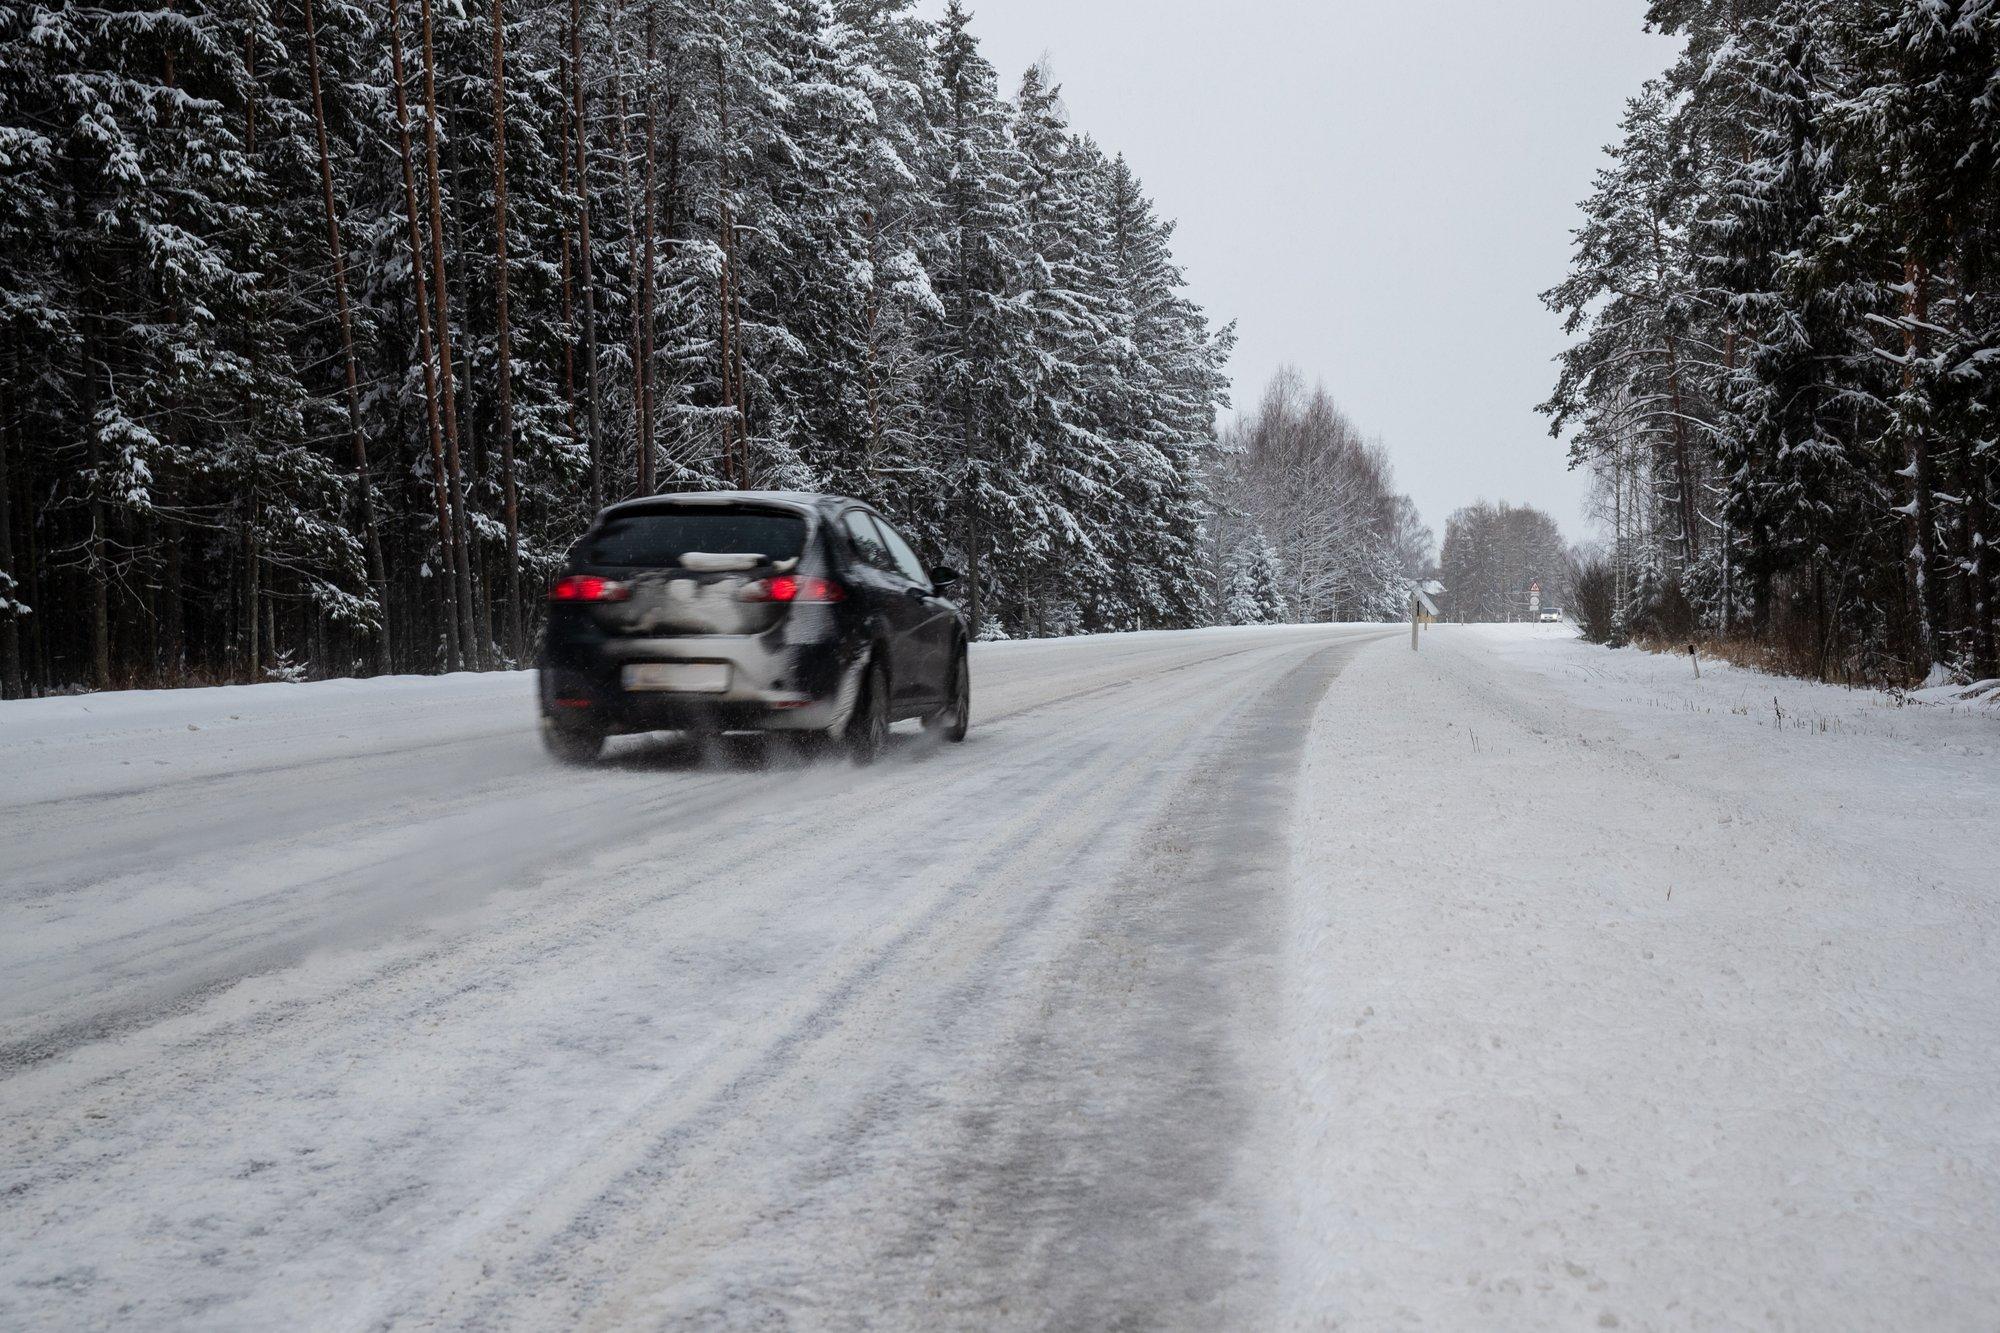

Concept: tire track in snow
[[354, 637, 1341, 1329], [0, 635, 1288, 1070]]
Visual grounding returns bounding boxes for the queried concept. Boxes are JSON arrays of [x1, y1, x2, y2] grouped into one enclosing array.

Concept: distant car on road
[[1539, 608, 1563, 623], [537, 491, 969, 764]]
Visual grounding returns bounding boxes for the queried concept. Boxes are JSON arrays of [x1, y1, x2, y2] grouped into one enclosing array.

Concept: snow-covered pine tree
[[1542, 85, 1715, 588], [924, 1, 1037, 639], [742, 0, 877, 491], [1098, 150, 1233, 630], [1224, 533, 1290, 626], [826, 0, 948, 532], [1009, 64, 1118, 635], [1700, 3, 1893, 651]]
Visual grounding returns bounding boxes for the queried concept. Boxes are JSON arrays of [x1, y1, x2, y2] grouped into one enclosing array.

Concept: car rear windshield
[[582, 508, 807, 568]]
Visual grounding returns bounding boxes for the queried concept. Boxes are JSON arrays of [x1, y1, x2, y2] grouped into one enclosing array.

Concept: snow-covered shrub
[[1571, 557, 1616, 644], [263, 652, 310, 685]]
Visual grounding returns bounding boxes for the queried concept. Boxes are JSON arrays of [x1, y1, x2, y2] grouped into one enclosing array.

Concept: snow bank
[[0, 671, 535, 806], [1906, 678, 2000, 708], [1281, 623, 2000, 1328]]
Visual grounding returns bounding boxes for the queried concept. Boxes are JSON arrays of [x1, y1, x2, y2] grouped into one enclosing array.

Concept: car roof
[[597, 490, 855, 519]]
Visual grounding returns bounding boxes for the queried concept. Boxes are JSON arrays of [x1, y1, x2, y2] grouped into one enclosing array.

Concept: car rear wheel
[[541, 718, 604, 765], [923, 644, 970, 743], [844, 659, 889, 765]]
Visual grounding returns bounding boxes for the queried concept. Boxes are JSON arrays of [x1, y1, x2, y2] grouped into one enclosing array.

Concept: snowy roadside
[[1280, 623, 2000, 1330], [0, 625, 1344, 808], [0, 672, 537, 806]]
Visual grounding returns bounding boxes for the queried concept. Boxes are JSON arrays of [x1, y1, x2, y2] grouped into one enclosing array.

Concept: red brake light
[[548, 575, 630, 603], [739, 575, 843, 604]]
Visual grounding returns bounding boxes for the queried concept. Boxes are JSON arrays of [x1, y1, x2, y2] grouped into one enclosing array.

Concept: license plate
[[622, 662, 730, 693]]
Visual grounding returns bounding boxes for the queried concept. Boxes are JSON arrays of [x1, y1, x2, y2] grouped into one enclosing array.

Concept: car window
[[871, 516, 931, 589], [584, 508, 805, 568], [841, 510, 895, 573]]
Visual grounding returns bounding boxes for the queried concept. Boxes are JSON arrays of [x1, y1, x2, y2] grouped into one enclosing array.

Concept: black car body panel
[[538, 491, 964, 743]]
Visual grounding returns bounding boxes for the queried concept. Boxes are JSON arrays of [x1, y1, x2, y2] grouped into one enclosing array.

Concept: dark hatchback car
[[537, 491, 969, 764]]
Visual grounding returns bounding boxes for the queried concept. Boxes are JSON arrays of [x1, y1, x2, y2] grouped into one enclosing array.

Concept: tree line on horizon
[[0, 0, 1260, 697], [1434, 501, 1571, 625], [1209, 368, 1432, 628], [1544, 0, 1998, 683]]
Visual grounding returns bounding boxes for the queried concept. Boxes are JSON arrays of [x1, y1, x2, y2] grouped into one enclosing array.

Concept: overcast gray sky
[[917, 0, 1680, 545]]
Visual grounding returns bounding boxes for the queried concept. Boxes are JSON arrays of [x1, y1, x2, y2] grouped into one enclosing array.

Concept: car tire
[[923, 643, 970, 743], [541, 718, 604, 765], [845, 658, 889, 765]]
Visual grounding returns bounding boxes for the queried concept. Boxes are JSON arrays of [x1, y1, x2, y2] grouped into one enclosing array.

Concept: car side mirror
[[928, 567, 961, 591]]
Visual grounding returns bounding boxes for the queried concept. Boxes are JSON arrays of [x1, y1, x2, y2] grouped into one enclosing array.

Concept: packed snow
[[3, 624, 1995, 1328], [0, 627, 1370, 1328], [1282, 623, 2000, 1328]]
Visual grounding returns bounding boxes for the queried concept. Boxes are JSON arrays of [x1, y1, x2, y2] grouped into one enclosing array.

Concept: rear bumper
[[538, 632, 861, 734]]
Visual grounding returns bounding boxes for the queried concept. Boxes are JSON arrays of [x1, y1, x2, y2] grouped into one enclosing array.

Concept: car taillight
[[739, 575, 843, 604], [548, 575, 631, 603]]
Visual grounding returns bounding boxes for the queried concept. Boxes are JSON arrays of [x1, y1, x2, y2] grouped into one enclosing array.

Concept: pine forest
[[1545, 0, 2000, 683]]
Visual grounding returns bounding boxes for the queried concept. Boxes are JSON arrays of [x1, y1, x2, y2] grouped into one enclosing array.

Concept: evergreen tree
[[1224, 533, 1290, 626]]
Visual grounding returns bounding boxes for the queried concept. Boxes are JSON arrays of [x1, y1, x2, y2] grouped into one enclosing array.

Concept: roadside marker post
[[1408, 582, 1441, 651]]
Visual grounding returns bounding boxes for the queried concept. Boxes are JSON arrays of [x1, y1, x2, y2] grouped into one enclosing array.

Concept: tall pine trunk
[[1901, 255, 1947, 670], [1651, 216, 1700, 570], [610, 18, 649, 497], [558, 8, 582, 526], [862, 208, 882, 477], [161, 512, 183, 680], [714, 36, 743, 487], [1949, 417, 1989, 675], [244, 26, 269, 682], [387, 0, 464, 670], [17, 330, 45, 691], [418, 0, 482, 667], [242, 487, 259, 682], [490, 0, 523, 659], [1975, 455, 1996, 678], [304, 0, 392, 675], [446, 121, 497, 663], [571, 0, 606, 511], [0, 372, 19, 699], [1664, 332, 1699, 569], [80, 311, 112, 689], [638, 4, 659, 494]]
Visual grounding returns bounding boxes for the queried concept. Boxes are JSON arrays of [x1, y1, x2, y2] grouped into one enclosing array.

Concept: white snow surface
[[1283, 624, 2000, 1329], [0, 670, 537, 806], [4, 623, 1996, 1329], [0, 626, 1368, 1330]]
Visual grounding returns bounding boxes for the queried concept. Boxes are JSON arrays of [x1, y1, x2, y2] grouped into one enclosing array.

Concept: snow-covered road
[[0, 625, 1392, 1330], [4, 624, 1996, 1330]]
